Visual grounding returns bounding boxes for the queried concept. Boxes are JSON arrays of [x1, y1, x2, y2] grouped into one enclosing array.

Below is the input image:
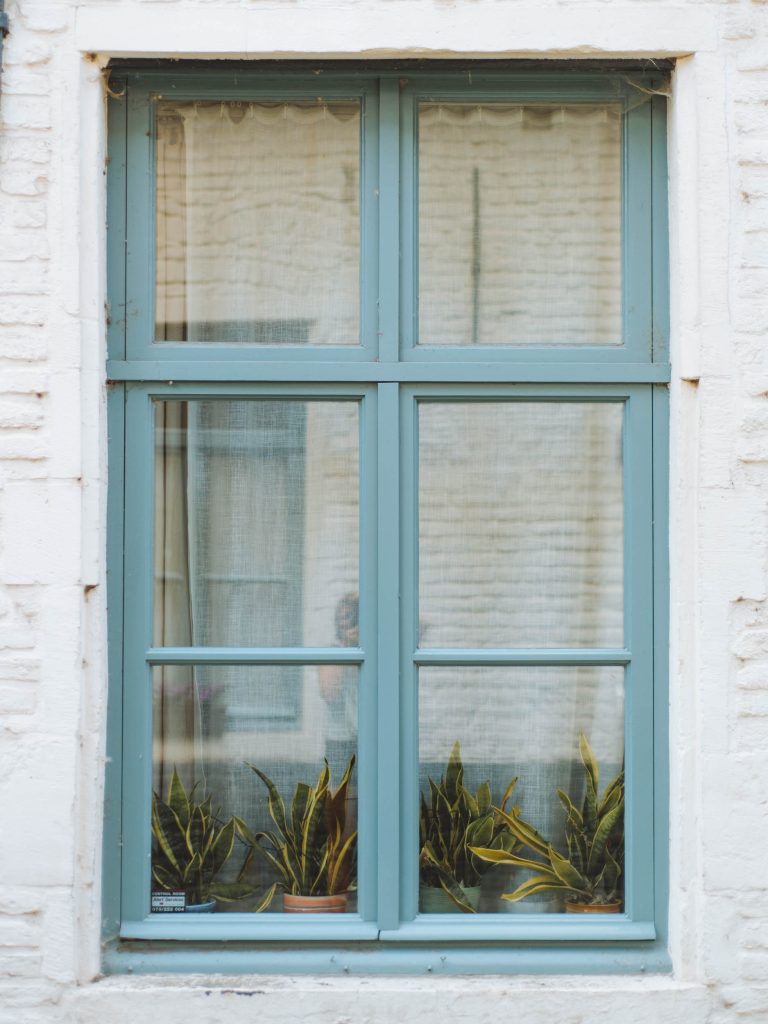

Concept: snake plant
[[470, 733, 624, 908], [236, 756, 357, 909], [151, 768, 254, 907], [419, 741, 520, 913]]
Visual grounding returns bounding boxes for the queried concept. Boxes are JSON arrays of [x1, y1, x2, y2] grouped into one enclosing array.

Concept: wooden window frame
[[104, 61, 670, 974]]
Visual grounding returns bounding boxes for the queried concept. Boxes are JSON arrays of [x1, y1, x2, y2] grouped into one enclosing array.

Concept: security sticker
[[151, 890, 185, 912]]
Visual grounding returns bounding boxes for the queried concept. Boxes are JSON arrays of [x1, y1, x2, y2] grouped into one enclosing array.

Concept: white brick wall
[[0, 0, 766, 1021]]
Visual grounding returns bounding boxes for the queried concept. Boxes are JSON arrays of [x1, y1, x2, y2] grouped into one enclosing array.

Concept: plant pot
[[565, 899, 622, 914], [502, 894, 563, 915], [185, 899, 216, 913], [420, 885, 481, 914], [283, 893, 348, 914]]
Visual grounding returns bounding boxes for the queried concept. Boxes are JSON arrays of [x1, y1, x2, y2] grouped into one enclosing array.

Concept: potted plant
[[419, 741, 520, 913], [151, 768, 256, 912], [470, 733, 624, 913], [236, 756, 357, 913]]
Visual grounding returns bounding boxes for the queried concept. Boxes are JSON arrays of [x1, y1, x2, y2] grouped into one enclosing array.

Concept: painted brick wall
[[0, 1, 767, 1022]]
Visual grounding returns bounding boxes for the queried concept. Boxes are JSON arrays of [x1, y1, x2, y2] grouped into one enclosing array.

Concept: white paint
[[0, 0, 767, 1020], [75, 4, 718, 59]]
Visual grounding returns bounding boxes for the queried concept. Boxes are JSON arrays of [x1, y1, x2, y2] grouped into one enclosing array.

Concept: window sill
[[103, 938, 671, 976]]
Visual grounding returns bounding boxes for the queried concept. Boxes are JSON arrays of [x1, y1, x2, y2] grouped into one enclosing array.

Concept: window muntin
[[108, 65, 668, 967]]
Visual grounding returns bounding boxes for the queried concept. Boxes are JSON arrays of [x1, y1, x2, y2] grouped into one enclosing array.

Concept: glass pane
[[419, 666, 624, 914], [156, 101, 360, 345], [418, 103, 622, 346], [151, 665, 358, 914], [154, 400, 360, 647], [419, 402, 624, 648]]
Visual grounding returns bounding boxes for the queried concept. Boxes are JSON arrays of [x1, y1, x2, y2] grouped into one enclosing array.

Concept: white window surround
[[66, 4, 729, 1012]]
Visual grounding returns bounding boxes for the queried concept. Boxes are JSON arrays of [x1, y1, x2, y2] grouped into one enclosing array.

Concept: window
[[104, 62, 670, 973]]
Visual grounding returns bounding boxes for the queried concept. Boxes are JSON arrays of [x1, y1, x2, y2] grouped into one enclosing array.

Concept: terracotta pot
[[283, 893, 348, 914], [565, 900, 622, 914]]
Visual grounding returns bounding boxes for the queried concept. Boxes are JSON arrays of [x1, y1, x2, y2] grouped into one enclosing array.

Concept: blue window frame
[[104, 62, 670, 974]]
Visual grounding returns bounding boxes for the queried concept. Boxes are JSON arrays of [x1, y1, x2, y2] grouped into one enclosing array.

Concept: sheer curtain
[[418, 400, 625, 909], [419, 103, 622, 345], [152, 401, 196, 797], [152, 396, 361, 868], [152, 100, 625, 910], [152, 100, 362, 807], [156, 101, 360, 346]]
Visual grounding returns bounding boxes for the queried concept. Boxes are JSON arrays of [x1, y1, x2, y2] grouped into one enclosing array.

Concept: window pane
[[419, 666, 624, 914], [156, 101, 360, 345], [419, 402, 624, 648], [151, 664, 359, 914], [418, 103, 622, 346], [154, 400, 360, 647]]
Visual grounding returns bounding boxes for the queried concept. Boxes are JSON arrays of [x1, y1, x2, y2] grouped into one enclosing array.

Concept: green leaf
[[290, 783, 312, 843], [468, 845, 517, 866], [498, 777, 518, 815], [445, 742, 462, 803], [209, 818, 235, 878], [252, 883, 279, 913], [250, 839, 293, 889], [579, 733, 599, 830], [568, 823, 587, 874], [463, 789, 479, 819], [476, 781, 492, 815], [428, 778, 440, 816], [248, 764, 289, 842], [434, 786, 453, 841], [208, 881, 254, 902], [185, 805, 206, 860], [419, 792, 430, 846], [232, 816, 261, 848], [167, 768, 190, 829], [469, 848, 551, 875], [494, 807, 550, 857], [309, 846, 330, 896], [501, 876, 571, 902], [152, 794, 187, 873], [598, 769, 625, 816], [421, 841, 443, 869], [438, 878, 476, 913], [557, 788, 584, 829], [152, 864, 179, 890], [422, 861, 476, 913], [328, 830, 357, 895], [586, 797, 624, 878], [326, 755, 356, 842], [300, 777, 330, 891], [490, 831, 518, 854], [602, 845, 621, 898], [182, 851, 202, 884], [548, 845, 590, 895], [465, 813, 493, 851]]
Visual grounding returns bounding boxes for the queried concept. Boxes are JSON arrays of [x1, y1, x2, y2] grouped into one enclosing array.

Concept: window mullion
[[378, 79, 400, 364], [376, 382, 402, 930], [121, 388, 157, 927], [624, 93, 653, 360], [622, 385, 656, 923]]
